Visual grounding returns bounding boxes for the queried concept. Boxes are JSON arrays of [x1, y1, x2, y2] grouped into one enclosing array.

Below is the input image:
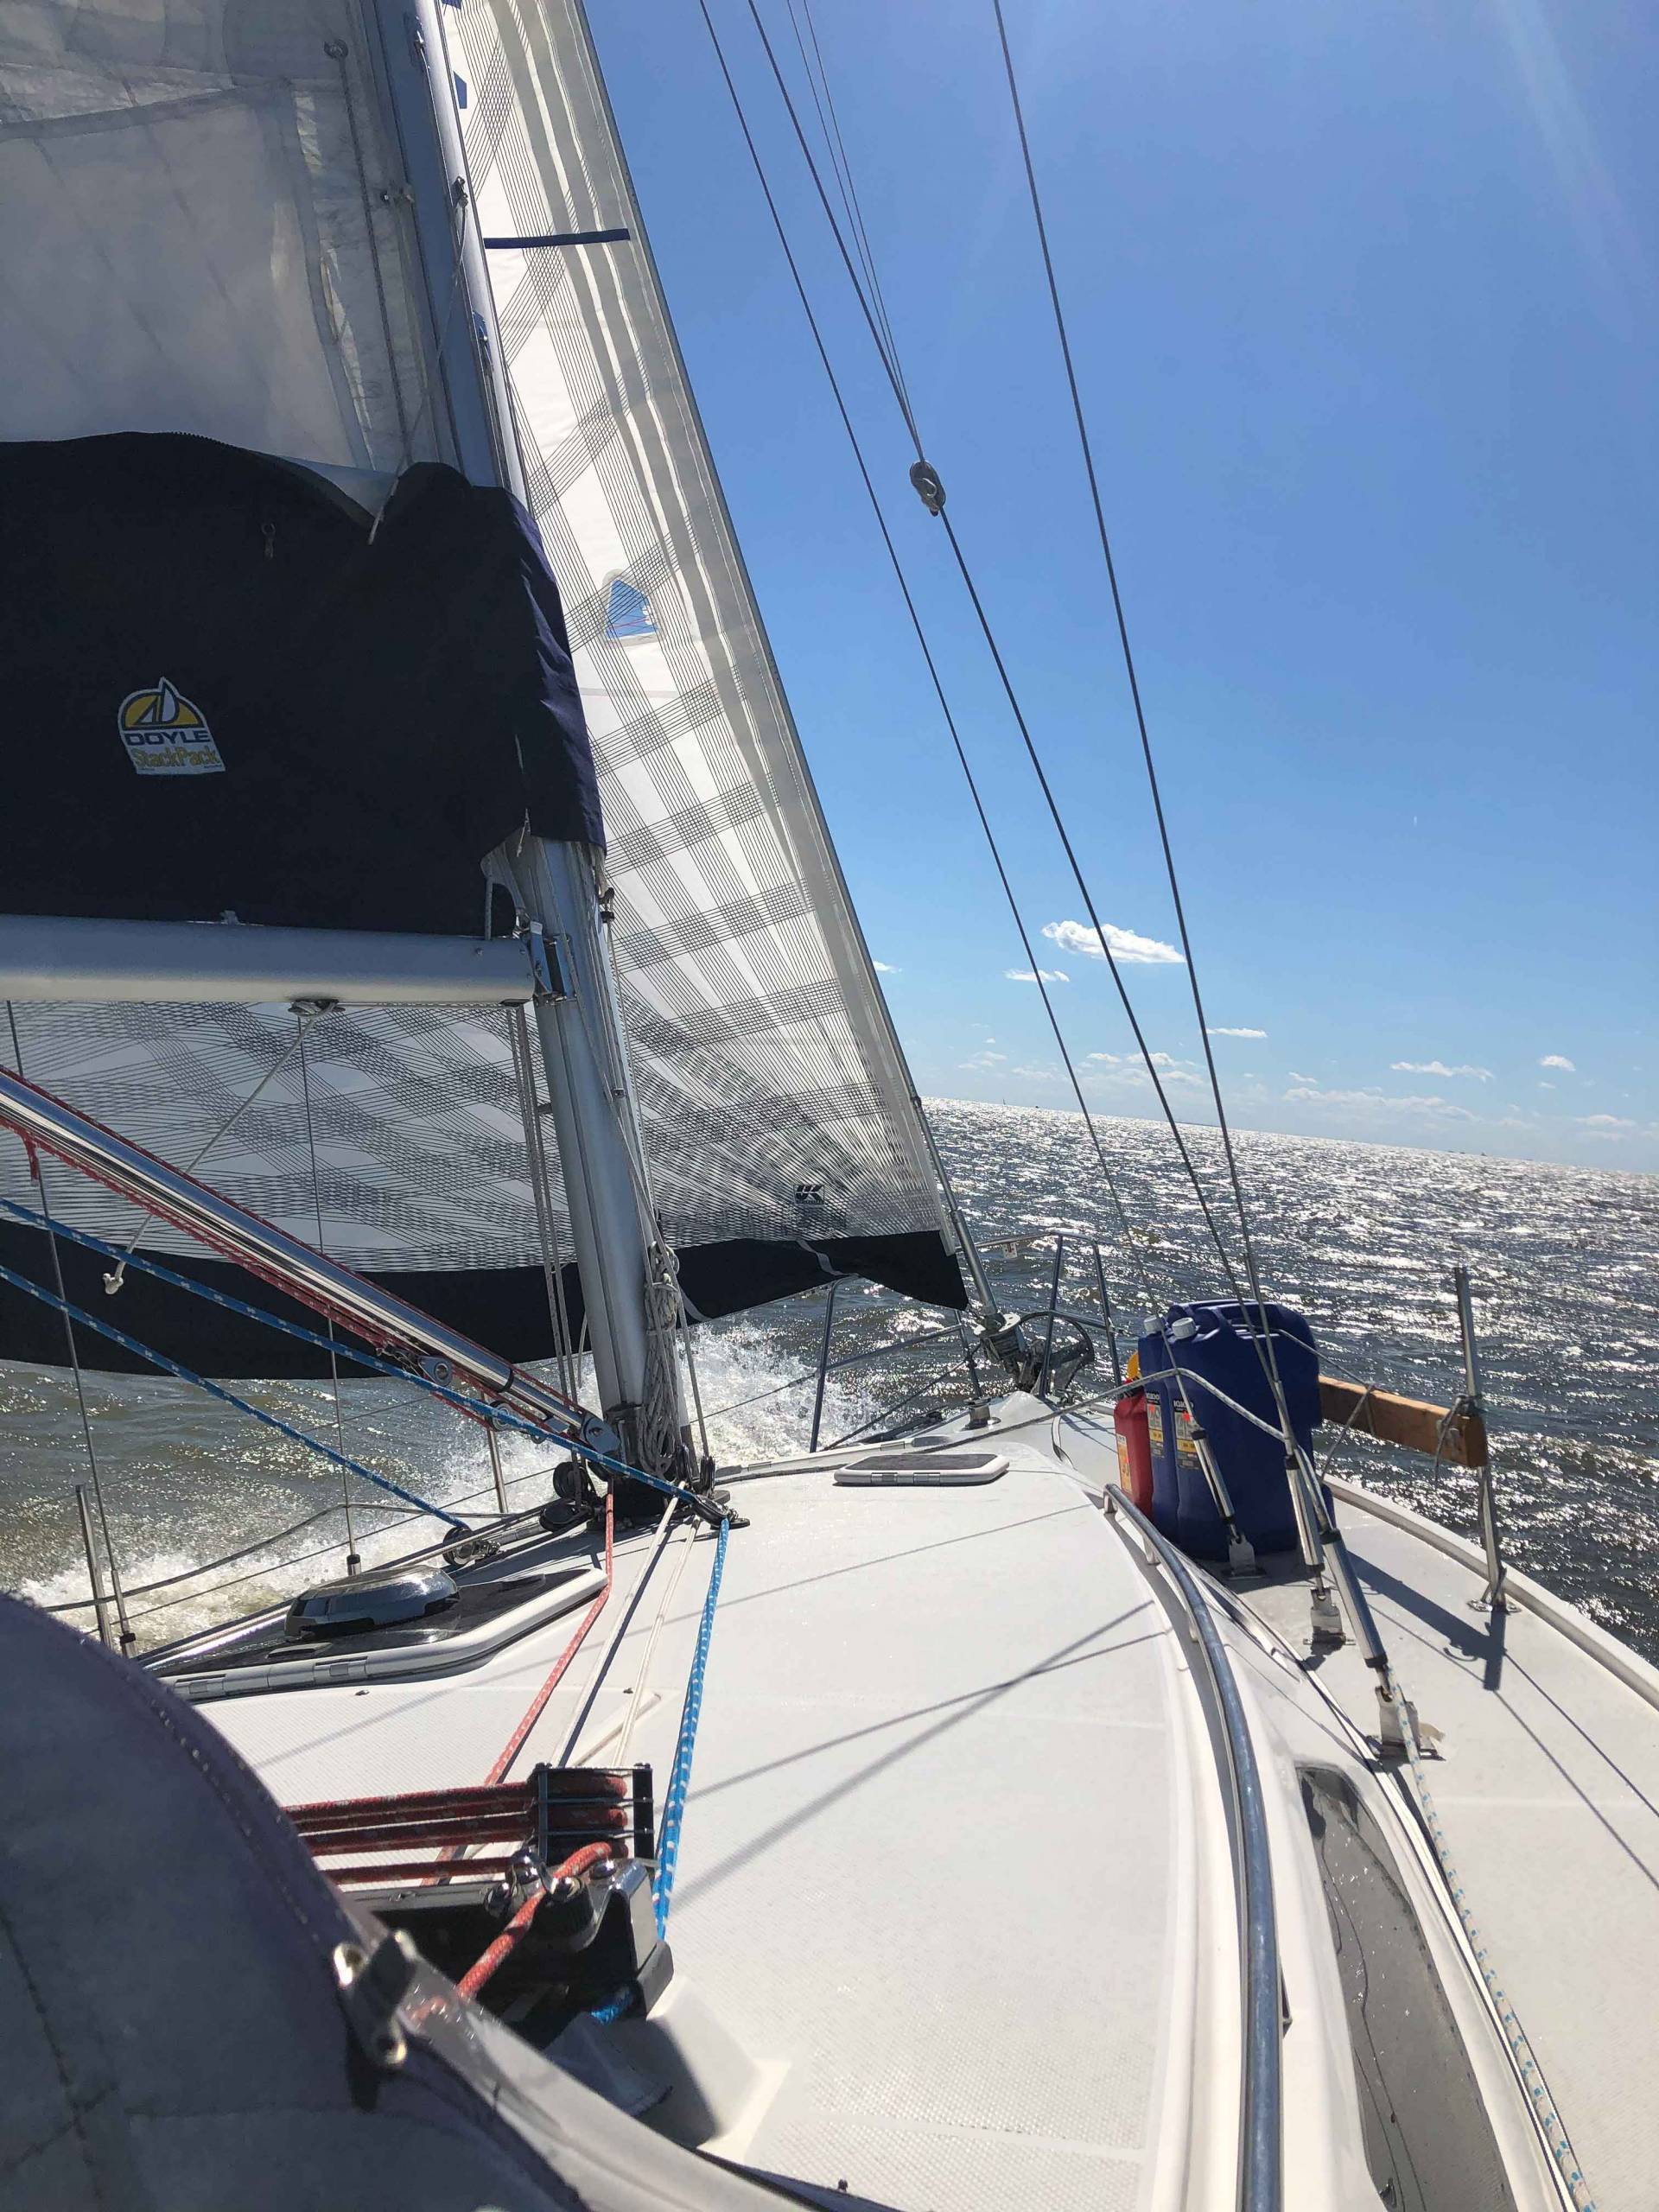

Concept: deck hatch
[[1300, 1766, 1518, 2210]]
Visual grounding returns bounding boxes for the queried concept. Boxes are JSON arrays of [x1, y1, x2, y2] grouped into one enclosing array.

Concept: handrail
[[1104, 1486, 1282, 2212]]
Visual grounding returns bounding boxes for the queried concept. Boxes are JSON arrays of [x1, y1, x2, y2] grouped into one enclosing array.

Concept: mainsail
[[0, 0, 967, 1378]]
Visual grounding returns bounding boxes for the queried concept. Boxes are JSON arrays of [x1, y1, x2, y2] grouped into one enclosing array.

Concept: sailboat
[[2, 3, 1656, 2209]]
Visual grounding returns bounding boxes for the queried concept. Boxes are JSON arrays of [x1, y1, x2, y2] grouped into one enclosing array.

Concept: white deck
[[1233, 1480, 1659, 2212], [210, 1407, 1218, 2211], [199, 1399, 1659, 2210], [652, 1443, 1187, 2210]]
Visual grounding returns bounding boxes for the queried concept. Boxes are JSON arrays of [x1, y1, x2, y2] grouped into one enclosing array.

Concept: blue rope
[[588, 1510, 729, 2023], [0, 1254, 466, 1528], [0, 1198, 702, 1512], [652, 1513, 729, 1940]]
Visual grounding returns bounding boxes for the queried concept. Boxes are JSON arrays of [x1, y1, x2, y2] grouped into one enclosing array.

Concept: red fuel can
[[1114, 1388, 1154, 1514]]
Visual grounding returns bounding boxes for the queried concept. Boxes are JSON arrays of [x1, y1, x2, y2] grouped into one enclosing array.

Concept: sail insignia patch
[[117, 679, 226, 776]]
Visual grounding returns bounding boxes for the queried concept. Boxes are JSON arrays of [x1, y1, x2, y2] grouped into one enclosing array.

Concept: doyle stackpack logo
[[117, 678, 226, 777]]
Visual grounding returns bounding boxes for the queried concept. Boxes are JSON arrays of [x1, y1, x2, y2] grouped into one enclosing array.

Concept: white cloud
[[1208, 1025, 1266, 1039], [957, 1051, 1007, 1071], [1577, 1113, 1635, 1133], [1010, 1063, 1059, 1081], [1390, 1060, 1494, 1081], [1080, 1049, 1202, 1090], [1043, 918, 1183, 966], [1005, 967, 1068, 984], [1284, 1084, 1477, 1122], [1084, 1048, 1192, 1071], [871, 959, 899, 974], [1539, 1054, 1575, 1071], [1288, 1071, 1319, 1085]]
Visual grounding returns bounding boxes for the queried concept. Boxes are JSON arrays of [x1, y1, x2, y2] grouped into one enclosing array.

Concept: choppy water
[[3, 1102, 1656, 1660]]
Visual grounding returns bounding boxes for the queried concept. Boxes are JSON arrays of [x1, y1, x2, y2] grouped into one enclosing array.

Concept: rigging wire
[[782, 0, 912, 427], [697, 0, 1185, 1325], [0, 1186, 728, 1548], [4, 1005, 134, 1648], [507, 1002, 580, 1406], [295, 1006, 359, 1574], [42, 1452, 572, 1628], [987, 0, 1298, 1430], [728, 0, 1262, 1321], [0, 1250, 465, 1528], [99, 1021, 307, 1296]]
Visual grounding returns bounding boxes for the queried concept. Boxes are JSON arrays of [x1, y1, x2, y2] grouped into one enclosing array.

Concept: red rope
[[455, 1840, 615, 1999], [485, 1489, 615, 1787]]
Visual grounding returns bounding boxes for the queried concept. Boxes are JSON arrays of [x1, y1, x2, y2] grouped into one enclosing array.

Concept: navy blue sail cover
[[0, 433, 603, 929]]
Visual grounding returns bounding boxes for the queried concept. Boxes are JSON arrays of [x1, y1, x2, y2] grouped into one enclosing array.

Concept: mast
[[376, 0, 685, 1472]]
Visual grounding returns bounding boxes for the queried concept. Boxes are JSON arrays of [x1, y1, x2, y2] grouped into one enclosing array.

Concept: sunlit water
[[3, 1102, 1656, 1659]]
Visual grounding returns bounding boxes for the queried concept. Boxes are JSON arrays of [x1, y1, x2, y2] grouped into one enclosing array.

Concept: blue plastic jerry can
[[1136, 1301, 1319, 1559]]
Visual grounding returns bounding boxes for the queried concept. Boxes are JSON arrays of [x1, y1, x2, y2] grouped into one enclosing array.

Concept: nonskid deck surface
[[652, 1438, 1185, 2210], [1230, 1482, 1659, 2211], [211, 1407, 1201, 2212], [205, 1396, 1659, 2211]]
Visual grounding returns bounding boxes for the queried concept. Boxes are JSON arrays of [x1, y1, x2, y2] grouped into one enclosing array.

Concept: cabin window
[[1300, 1768, 1519, 2211]]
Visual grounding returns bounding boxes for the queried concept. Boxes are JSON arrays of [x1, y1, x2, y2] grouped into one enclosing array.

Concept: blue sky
[[594, 0, 1656, 1171]]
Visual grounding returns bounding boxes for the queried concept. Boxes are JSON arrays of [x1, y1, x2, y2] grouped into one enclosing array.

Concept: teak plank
[[1318, 1375, 1487, 1469]]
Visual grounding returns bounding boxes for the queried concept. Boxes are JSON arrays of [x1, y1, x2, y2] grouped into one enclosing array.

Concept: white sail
[[447, 0, 961, 1298]]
